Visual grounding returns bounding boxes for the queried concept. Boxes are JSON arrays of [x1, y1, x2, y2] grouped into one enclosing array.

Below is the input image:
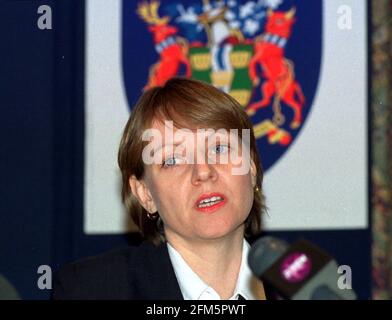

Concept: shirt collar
[[167, 239, 265, 300]]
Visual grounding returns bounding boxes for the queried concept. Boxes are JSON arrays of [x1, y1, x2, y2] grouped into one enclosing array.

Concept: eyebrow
[[152, 141, 185, 156], [151, 131, 232, 155]]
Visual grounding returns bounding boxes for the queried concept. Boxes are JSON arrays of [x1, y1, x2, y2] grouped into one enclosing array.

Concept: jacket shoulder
[[52, 242, 161, 300]]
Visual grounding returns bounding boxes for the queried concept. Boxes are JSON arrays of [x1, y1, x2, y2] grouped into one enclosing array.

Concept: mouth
[[195, 192, 227, 213]]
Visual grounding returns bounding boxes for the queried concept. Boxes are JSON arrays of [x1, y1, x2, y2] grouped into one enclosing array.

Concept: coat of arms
[[124, 0, 322, 171]]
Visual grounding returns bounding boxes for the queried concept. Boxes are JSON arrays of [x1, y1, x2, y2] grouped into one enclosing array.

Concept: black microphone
[[248, 236, 357, 300]]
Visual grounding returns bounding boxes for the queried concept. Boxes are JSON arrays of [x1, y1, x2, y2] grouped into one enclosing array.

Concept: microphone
[[0, 274, 20, 300], [248, 236, 357, 300]]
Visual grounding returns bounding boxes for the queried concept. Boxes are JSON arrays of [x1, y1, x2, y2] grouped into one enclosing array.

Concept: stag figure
[[137, 1, 191, 89]]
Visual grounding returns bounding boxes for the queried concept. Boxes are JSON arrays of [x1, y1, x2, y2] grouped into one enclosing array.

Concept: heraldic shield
[[122, 0, 322, 171], [189, 44, 254, 107]]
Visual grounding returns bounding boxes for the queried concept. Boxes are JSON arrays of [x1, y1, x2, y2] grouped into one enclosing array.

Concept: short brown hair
[[118, 78, 266, 245]]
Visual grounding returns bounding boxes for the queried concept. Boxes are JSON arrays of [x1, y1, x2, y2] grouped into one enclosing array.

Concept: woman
[[53, 78, 267, 300]]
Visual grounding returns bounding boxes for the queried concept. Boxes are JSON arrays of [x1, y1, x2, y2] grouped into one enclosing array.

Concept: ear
[[129, 175, 157, 214]]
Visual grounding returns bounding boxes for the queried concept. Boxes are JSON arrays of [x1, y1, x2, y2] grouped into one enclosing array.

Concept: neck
[[166, 226, 245, 299]]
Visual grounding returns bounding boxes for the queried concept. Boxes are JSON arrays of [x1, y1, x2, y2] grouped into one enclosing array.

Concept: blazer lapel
[[129, 241, 183, 300]]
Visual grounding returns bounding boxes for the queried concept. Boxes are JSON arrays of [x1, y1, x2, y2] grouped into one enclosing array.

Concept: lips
[[194, 192, 227, 213]]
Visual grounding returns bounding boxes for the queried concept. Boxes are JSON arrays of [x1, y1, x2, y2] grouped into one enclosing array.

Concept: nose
[[191, 162, 218, 185]]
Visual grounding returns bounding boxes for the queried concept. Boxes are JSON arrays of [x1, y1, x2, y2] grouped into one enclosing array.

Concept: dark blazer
[[52, 241, 184, 300]]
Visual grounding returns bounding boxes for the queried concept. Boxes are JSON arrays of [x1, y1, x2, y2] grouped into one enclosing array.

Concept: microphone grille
[[248, 236, 289, 277]]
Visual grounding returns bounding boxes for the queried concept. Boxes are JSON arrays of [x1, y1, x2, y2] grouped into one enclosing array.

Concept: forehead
[[149, 118, 238, 143]]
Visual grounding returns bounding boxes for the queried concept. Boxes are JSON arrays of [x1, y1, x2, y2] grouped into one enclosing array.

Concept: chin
[[195, 222, 244, 240]]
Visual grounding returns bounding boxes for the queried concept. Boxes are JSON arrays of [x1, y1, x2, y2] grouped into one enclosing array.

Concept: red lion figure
[[137, 1, 191, 89], [247, 8, 305, 129]]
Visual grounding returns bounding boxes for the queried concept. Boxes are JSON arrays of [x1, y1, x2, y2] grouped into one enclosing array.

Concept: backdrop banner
[[84, 0, 368, 234]]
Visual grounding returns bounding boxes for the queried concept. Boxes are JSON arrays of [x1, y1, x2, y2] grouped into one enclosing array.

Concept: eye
[[212, 144, 230, 154], [162, 157, 177, 167], [162, 156, 185, 168]]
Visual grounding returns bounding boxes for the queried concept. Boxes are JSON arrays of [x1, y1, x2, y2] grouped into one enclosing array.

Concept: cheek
[[151, 181, 185, 214], [144, 168, 187, 218], [150, 184, 168, 209], [235, 173, 253, 192], [233, 175, 254, 208]]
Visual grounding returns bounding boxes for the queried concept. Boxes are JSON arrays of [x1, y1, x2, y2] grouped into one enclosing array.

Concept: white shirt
[[167, 240, 266, 300]]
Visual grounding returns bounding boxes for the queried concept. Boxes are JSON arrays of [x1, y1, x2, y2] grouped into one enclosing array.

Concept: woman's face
[[131, 119, 257, 243]]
